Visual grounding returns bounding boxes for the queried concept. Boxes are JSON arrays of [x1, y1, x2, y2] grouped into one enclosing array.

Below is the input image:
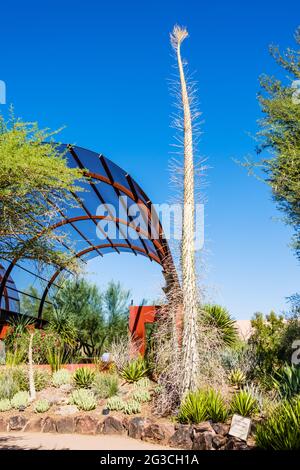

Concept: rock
[[75, 415, 98, 435], [225, 436, 249, 450], [169, 425, 193, 449], [55, 405, 78, 416], [42, 417, 57, 433], [212, 434, 227, 449], [160, 423, 175, 442], [56, 416, 75, 434], [102, 416, 124, 435], [194, 421, 214, 433], [8, 415, 28, 431], [193, 431, 213, 450], [212, 423, 230, 436], [128, 417, 145, 439], [0, 417, 7, 432], [38, 388, 67, 405], [143, 422, 165, 442], [24, 417, 43, 432], [59, 384, 73, 393]]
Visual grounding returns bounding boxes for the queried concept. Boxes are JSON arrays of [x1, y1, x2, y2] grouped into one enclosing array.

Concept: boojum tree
[[170, 26, 200, 394]]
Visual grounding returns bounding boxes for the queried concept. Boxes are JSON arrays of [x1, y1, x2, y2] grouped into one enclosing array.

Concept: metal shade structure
[[0, 144, 179, 323]]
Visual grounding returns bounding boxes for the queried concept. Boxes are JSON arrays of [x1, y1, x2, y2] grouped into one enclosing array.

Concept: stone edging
[[0, 414, 253, 450]]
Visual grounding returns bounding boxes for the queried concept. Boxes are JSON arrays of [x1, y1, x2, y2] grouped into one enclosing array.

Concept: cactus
[[34, 399, 51, 413], [70, 389, 97, 411], [106, 395, 125, 411], [11, 391, 30, 409], [134, 377, 151, 389], [0, 398, 12, 412], [132, 389, 151, 403], [123, 400, 141, 415], [52, 369, 71, 388]]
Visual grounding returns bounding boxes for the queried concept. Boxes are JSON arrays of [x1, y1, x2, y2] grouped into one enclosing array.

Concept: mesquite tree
[[170, 26, 200, 393]]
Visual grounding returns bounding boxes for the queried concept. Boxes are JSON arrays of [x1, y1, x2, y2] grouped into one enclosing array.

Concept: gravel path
[[0, 432, 173, 450]]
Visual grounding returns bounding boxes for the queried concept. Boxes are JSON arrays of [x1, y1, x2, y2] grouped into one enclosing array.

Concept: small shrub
[[206, 389, 228, 422], [255, 396, 300, 449], [73, 367, 95, 388], [123, 400, 141, 415], [228, 368, 246, 388], [34, 399, 51, 413], [92, 373, 119, 399], [52, 369, 71, 388], [132, 389, 151, 403], [0, 371, 20, 399], [134, 377, 151, 389], [70, 389, 97, 411], [11, 391, 30, 409], [0, 399, 12, 412], [177, 390, 208, 424], [272, 364, 300, 400], [230, 389, 259, 417], [34, 369, 51, 391], [120, 358, 148, 383], [106, 396, 125, 411]]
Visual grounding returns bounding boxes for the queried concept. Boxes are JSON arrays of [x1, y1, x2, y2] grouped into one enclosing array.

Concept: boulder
[[102, 416, 124, 435], [142, 422, 165, 443], [193, 431, 213, 450], [128, 417, 146, 439], [41, 417, 57, 433], [56, 416, 75, 434], [225, 436, 249, 450], [0, 417, 7, 432], [24, 417, 43, 432], [212, 423, 230, 436], [38, 388, 67, 405], [8, 415, 28, 431], [194, 421, 214, 433], [75, 415, 98, 435], [212, 434, 227, 449], [55, 405, 78, 416], [169, 424, 193, 449]]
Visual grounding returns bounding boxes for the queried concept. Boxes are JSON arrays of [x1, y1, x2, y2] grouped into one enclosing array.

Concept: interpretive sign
[[229, 414, 251, 441]]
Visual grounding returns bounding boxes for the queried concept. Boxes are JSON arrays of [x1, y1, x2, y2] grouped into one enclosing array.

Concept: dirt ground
[[0, 432, 174, 450]]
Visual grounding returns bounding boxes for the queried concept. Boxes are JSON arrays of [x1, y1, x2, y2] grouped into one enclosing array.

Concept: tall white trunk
[[171, 26, 199, 394], [28, 331, 36, 401]]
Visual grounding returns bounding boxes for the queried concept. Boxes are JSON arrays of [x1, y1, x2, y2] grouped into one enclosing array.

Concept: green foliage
[[92, 373, 119, 399], [106, 396, 125, 411], [34, 399, 51, 413], [272, 364, 300, 400], [120, 358, 148, 383], [177, 390, 208, 424], [0, 113, 82, 267], [228, 368, 246, 388], [123, 400, 141, 415], [202, 304, 238, 347], [0, 399, 12, 412], [48, 308, 78, 348], [230, 389, 259, 417], [52, 369, 72, 388], [134, 377, 151, 389], [46, 346, 70, 372], [73, 367, 95, 388], [11, 391, 30, 409], [205, 389, 228, 422], [5, 349, 26, 366], [132, 389, 151, 403], [255, 396, 300, 449], [0, 370, 20, 399], [70, 389, 97, 411]]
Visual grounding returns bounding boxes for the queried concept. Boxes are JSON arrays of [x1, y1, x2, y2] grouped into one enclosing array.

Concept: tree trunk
[[171, 26, 199, 394], [28, 331, 36, 401]]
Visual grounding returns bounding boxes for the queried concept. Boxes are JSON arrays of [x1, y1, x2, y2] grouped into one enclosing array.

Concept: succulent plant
[[228, 368, 246, 388], [134, 377, 151, 389], [52, 369, 71, 388], [132, 389, 151, 403], [73, 367, 95, 388], [123, 400, 141, 415], [0, 398, 12, 412], [11, 391, 30, 409], [34, 399, 51, 413], [106, 396, 125, 411], [70, 389, 97, 411]]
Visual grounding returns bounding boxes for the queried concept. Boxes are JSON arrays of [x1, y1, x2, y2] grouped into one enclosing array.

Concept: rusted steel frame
[[37, 243, 160, 319], [68, 146, 137, 256], [7, 285, 53, 305], [100, 156, 152, 262]]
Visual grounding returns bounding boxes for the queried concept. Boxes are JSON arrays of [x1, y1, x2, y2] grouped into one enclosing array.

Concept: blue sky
[[1, 0, 299, 319]]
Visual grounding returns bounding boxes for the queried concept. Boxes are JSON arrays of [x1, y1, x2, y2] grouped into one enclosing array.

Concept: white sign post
[[229, 414, 251, 442]]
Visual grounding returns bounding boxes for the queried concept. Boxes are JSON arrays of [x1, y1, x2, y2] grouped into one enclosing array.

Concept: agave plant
[[73, 367, 95, 388], [228, 368, 246, 388], [205, 389, 228, 422], [230, 389, 259, 417], [272, 364, 300, 400], [203, 304, 238, 347], [177, 390, 209, 424], [120, 358, 148, 383]]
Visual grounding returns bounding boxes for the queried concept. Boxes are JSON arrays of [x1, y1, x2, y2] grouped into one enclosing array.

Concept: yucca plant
[[228, 368, 246, 388], [230, 389, 259, 417], [34, 399, 51, 413], [120, 358, 148, 383], [70, 389, 97, 411], [255, 396, 300, 449], [177, 389, 209, 424], [272, 364, 300, 400], [73, 367, 95, 388], [203, 304, 238, 347], [206, 389, 228, 422]]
